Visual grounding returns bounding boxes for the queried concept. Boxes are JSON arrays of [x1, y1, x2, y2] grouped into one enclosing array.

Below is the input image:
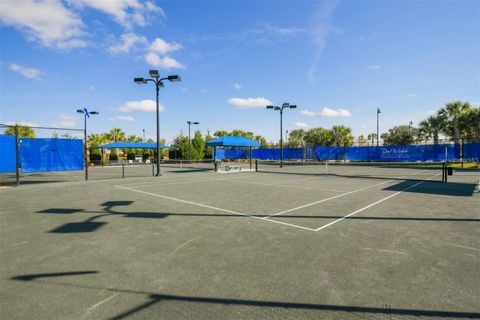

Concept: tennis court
[[1, 164, 479, 319]]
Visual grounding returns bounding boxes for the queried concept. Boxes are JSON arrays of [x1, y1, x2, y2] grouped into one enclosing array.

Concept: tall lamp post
[[187, 121, 199, 141], [77, 108, 99, 181], [266, 103, 297, 167], [376, 108, 381, 147], [134, 70, 181, 176]]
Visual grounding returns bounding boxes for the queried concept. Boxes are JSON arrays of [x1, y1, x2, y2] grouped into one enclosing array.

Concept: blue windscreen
[[463, 143, 480, 161], [0, 135, 16, 173], [20, 138, 83, 173]]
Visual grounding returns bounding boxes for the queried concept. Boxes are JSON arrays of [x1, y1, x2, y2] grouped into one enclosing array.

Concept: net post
[[152, 163, 154, 176], [15, 125, 20, 186], [255, 159, 258, 172], [122, 163, 125, 178]]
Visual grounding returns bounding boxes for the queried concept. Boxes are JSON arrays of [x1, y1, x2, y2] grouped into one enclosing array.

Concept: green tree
[[106, 128, 126, 142], [191, 130, 205, 159], [357, 135, 368, 146], [367, 133, 377, 146], [286, 129, 305, 148], [214, 130, 229, 137], [4, 125, 35, 138], [458, 107, 480, 143], [178, 136, 194, 159], [438, 101, 472, 143], [254, 135, 268, 147], [330, 125, 354, 161], [418, 115, 444, 145], [304, 127, 333, 146], [381, 125, 418, 146]]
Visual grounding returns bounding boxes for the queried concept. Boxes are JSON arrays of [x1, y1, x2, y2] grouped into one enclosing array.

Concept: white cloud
[[227, 97, 273, 108], [145, 52, 185, 69], [109, 32, 147, 54], [52, 115, 76, 128], [73, 0, 163, 29], [149, 37, 182, 54], [5, 121, 39, 127], [9, 63, 41, 80], [119, 99, 163, 112], [294, 122, 309, 128], [301, 110, 317, 117], [181, 88, 188, 92], [301, 108, 351, 117], [233, 83, 242, 90], [0, 0, 86, 49], [320, 107, 351, 117], [366, 65, 381, 71], [109, 115, 135, 122], [401, 93, 419, 99]]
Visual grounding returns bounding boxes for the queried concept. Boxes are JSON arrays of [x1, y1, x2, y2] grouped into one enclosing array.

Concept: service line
[[114, 185, 317, 232]]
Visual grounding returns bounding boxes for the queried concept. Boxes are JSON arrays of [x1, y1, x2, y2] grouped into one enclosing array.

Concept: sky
[[0, 0, 479, 143]]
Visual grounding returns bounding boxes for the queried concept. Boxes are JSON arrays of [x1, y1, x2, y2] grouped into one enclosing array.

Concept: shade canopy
[[94, 142, 169, 149], [206, 136, 261, 147]]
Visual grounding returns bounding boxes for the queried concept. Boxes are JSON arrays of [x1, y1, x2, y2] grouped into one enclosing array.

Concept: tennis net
[[255, 160, 446, 182], [160, 159, 214, 171]]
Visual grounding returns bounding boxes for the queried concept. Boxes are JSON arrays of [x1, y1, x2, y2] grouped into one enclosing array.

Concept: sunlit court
[[1, 0, 480, 319], [1, 162, 479, 319]]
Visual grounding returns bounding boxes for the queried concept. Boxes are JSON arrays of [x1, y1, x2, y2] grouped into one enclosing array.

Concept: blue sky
[[1, 0, 479, 142]]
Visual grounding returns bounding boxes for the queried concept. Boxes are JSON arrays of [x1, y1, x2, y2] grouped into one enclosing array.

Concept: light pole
[[266, 103, 297, 167], [134, 70, 181, 176], [187, 121, 199, 141], [142, 128, 145, 142], [376, 108, 381, 147], [77, 108, 99, 181]]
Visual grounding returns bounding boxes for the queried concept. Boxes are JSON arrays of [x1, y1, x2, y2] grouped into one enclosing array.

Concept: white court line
[[115, 185, 317, 232], [263, 179, 395, 219], [314, 174, 440, 232], [121, 177, 222, 189], [219, 178, 349, 193]]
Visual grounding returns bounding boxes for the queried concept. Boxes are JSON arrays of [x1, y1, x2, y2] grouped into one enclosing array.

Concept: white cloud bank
[[51, 114, 76, 128], [9, 63, 42, 80], [227, 97, 273, 108], [109, 115, 135, 122], [0, 0, 86, 49], [301, 108, 351, 118], [294, 122, 309, 128], [144, 37, 185, 69], [119, 99, 164, 112]]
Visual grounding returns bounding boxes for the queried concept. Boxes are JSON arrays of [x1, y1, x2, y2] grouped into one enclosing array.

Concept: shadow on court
[[10, 271, 480, 320], [384, 181, 478, 196], [39, 198, 480, 234]]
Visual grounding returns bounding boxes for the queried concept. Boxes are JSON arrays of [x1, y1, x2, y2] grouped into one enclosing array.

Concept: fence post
[[15, 125, 20, 186]]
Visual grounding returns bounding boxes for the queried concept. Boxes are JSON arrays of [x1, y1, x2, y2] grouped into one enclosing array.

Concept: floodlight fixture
[[90, 111, 99, 115], [193, 121, 199, 125], [77, 109, 84, 113], [133, 69, 182, 176], [167, 75, 181, 82], [266, 101, 298, 168]]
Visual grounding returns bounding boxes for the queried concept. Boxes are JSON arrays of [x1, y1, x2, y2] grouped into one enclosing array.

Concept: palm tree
[[438, 101, 472, 144], [367, 133, 377, 146], [4, 125, 36, 138], [418, 115, 443, 145], [106, 128, 126, 142], [331, 125, 354, 161], [458, 107, 480, 143]]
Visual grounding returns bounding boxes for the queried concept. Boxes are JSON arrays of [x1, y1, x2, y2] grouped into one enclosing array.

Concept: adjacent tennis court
[[1, 164, 479, 319]]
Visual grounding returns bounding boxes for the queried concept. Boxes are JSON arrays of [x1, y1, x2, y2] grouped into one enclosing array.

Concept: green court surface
[[1, 165, 479, 319]]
